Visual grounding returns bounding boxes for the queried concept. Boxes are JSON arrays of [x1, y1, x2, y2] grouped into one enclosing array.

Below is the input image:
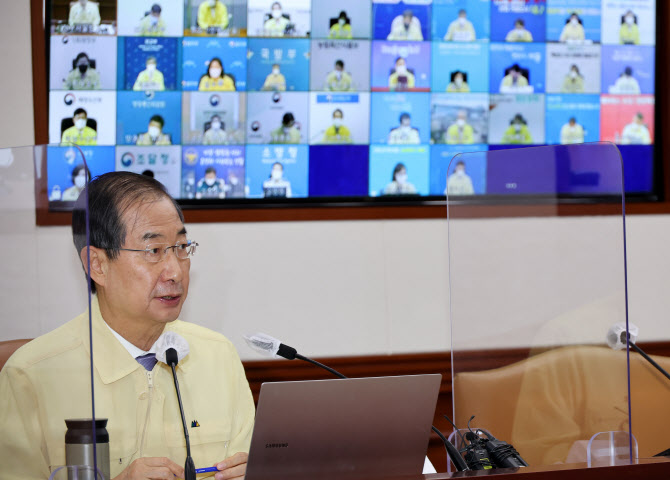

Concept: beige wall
[[2, 1, 670, 360]]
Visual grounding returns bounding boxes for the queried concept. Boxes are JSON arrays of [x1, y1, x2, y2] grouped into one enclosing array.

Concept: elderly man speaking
[[0, 172, 255, 479]]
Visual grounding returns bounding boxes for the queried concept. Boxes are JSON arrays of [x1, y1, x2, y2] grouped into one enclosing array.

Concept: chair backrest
[[0, 339, 32, 371]]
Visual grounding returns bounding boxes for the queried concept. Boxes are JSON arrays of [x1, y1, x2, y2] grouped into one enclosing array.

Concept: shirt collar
[[104, 322, 158, 359]]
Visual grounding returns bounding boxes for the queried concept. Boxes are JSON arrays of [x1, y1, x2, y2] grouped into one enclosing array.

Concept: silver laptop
[[245, 374, 442, 480]]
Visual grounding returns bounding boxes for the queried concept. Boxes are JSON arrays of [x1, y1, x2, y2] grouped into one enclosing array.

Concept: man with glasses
[[0, 172, 254, 480]]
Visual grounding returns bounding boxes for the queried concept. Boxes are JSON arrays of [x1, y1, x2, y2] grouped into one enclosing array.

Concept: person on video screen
[[325, 60, 354, 92], [195, 166, 226, 199], [561, 64, 584, 93], [388, 112, 420, 145], [389, 57, 415, 91], [263, 162, 292, 197], [133, 56, 166, 91], [198, 0, 229, 30], [322, 109, 353, 144], [620, 113, 651, 145], [225, 170, 245, 198], [560, 117, 585, 145], [263, 2, 290, 37], [139, 4, 167, 36], [445, 161, 474, 196], [500, 64, 529, 92], [619, 10, 640, 45], [262, 64, 287, 91], [61, 164, 90, 201], [329, 11, 352, 39], [198, 57, 236, 91], [446, 71, 469, 93], [63, 52, 101, 90], [445, 110, 475, 145], [68, 0, 101, 26], [505, 18, 533, 42], [444, 9, 476, 42], [560, 13, 585, 43], [202, 115, 228, 145], [610, 66, 641, 95], [501, 114, 533, 144], [136, 115, 171, 145], [61, 108, 97, 146], [383, 163, 417, 195], [387, 9, 423, 41], [270, 112, 301, 144]]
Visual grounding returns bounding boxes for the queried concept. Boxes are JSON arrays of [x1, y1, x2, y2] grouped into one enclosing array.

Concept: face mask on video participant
[[0, 172, 255, 480]]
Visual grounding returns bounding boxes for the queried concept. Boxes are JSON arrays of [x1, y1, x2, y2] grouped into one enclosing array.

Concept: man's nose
[[161, 248, 184, 282]]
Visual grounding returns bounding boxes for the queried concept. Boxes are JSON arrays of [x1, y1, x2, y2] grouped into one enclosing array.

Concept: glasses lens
[[145, 244, 166, 262], [174, 241, 197, 259]]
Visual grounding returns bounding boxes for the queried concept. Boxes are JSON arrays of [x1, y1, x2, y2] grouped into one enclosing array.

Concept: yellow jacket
[[198, 75, 236, 91], [139, 15, 166, 36], [388, 71, 415, 90], [61, 126, 97, 146], [0, 296, 255, 480], [445, 123, 474, 145], [325, 71, 353, 91], [133, 69, 166, 91], [323, 125, 352, 144], [198, 2, 229, 29], [329, 23, 352, 39], [619, 23, 640, 45]]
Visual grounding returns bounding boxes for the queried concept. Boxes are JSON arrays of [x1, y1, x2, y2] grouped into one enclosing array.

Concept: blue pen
[[195, 466, 219, 474]]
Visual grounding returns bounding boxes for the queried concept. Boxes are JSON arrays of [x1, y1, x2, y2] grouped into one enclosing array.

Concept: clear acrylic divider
[[447, 143, 634, 471], [0, 144, 101, 478]]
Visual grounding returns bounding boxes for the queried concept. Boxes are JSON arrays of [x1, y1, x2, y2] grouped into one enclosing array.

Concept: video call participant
[[198, 0, 229, 30], [322, 109, 353, 144], [196, 166, 226, 198], [560, 117, 585, 145], [263, 161, 292, 197], [445, 110, 475, 145], [446, 71, 469, 93], [68, 0, 101, 26], [387, 9, 423, 41], [262, 64, 286, 91], [505, 18, 533, 42], [610, 66, 641, 94], [270, 112, 301, 144], [63, 52, 101, 90], [325, 60, 354, 91], [133, 56, 166, 91], [226, 170, 245, 197], [61, 108, 97, 146], [136, 115, 172, 145], [383, 162, 417, 195], [619, 10, 640, 45], [139, 4, 167, 36], [329, 11, 352, 39], [559, 13, 585, 43], [499, 64, 529, 93], [388, 57, 415, 91], [445, 160, 474, 196], [202, 115, 228, 144], [621, 113, 651, 145], [501, 113, 533, 144], [388, 112, 420, 145], [0, 172, 255, 479], [561, 64, 584, 93], [199, 57, 236, 91], [263, 2, 290, 37], [62, 163, 90, 201], [444, 9, 476, 42]]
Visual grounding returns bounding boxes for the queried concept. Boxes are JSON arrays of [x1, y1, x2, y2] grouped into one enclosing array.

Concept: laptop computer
[[245, 374, 442, 480]]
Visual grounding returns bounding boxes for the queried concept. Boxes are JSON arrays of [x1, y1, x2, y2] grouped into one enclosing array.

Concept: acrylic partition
[[447, 143, 635, 471], [0, 144, 104, 479]]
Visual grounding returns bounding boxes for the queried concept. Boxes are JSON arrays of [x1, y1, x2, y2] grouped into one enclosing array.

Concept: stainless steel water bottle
[[64, 418, 110, 480]]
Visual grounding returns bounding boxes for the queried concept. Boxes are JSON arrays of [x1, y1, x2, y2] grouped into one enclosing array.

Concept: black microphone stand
[[167, 348, 196, 480]]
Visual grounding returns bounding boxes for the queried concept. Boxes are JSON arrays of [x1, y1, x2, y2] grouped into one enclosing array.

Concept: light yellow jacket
[[0, 296, 255, 480]]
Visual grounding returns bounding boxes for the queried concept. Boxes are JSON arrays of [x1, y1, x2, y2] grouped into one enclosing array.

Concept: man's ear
[[79, 246, 108, 288]]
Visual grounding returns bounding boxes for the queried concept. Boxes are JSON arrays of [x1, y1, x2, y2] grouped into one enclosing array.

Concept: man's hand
[[213, 452, 248, 480], [113, 457, 184, 480]]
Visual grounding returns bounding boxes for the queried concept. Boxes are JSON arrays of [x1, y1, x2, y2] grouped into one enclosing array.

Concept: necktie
[[136, 353, 157, 371]]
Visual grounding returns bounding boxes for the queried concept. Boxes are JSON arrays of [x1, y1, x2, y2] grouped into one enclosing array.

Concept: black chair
[[450, 71, 468, 83], [61, 117, 97, 136], [71, 59, 96, 70]]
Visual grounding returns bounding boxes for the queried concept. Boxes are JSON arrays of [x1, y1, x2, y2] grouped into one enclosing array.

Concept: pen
[[195, 466, 219, 474]]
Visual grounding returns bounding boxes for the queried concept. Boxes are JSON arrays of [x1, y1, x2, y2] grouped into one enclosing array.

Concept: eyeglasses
[[118, 240, 199, 263]]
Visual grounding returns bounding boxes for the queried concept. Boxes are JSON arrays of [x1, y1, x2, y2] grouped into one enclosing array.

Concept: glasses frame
[[117, 240, 199, 262]]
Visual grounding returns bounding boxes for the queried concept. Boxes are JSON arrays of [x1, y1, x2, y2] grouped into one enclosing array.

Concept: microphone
[[243, 332, 469, 472], [156, 332, 196, 480], [606, 323, 670, 382]]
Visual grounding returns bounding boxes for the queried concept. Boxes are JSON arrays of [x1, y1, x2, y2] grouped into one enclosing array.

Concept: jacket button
[[140, 393, 147, 400]]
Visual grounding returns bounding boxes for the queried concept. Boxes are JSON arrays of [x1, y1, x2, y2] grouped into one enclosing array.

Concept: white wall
[[2, 1, 670, 360]]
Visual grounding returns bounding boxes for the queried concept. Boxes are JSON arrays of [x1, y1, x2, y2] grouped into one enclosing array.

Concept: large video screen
[[46, 0, 658, 207]]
